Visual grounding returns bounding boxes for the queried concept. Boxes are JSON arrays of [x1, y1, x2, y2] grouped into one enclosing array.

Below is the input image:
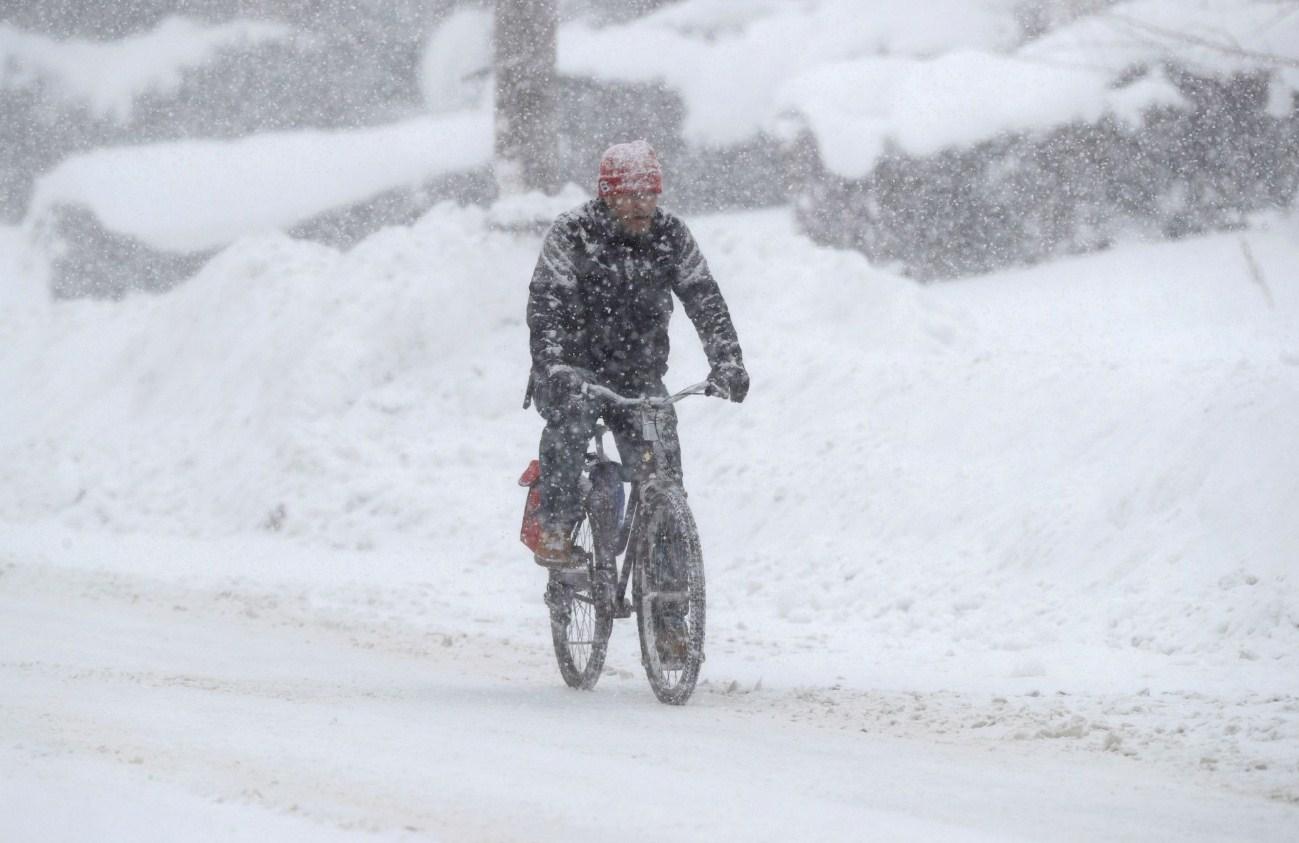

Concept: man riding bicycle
[[525, 139, 748, 568]]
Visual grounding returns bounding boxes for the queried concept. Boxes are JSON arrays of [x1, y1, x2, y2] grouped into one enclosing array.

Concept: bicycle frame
[[580, 380, 713, 619]]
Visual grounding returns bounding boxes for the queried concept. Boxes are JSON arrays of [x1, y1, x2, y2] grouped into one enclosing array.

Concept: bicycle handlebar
[[582, 379, 723, 408]]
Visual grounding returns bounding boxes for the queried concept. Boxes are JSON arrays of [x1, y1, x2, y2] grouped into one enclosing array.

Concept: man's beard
[[618, 216, 654, 239]]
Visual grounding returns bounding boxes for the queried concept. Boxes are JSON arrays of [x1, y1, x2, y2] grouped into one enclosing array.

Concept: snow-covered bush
[[783, 1, 1299, 278], [27, 113, 494, 298], [0, 18, 286, 219], [791, 64, 1299, 279], [0, 11, 447, 222]]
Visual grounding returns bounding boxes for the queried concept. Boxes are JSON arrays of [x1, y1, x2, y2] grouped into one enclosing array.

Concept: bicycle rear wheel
[[633, 484, 705, 705], [545, 513, 614, 690]]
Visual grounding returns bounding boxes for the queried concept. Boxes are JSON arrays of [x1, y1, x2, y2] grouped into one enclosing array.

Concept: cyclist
[[525, 140, 748, 569]]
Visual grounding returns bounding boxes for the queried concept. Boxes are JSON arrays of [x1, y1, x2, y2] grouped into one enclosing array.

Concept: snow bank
[[696, 211, 1299, 688], [26, 112, 493, 252], [0, 203, 524, 546], [2, 202, 1297, 692], [0, 16, 290, 122]]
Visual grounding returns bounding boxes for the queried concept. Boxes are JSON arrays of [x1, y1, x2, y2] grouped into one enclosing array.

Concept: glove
[[545, 365, 586, 399], [708, 359, 749, 403]]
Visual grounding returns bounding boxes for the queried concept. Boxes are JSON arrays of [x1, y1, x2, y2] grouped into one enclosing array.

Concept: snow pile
[[0, 204, 525, 550], [25, 112, 493, 252], [0, 16, 291, 122], [696, 211, 1299, 686], [3, 201, 1297, 692], [778, 0, 1299, 177]]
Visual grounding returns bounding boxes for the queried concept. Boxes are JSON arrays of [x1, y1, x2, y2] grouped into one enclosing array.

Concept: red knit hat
[[597, 140, 663, 197]]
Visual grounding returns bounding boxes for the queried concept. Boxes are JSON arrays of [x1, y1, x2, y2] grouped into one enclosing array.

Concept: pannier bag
[[519, 459, 543, 552]]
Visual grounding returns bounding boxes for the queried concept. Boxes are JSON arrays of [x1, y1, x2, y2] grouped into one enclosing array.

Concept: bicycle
[[542, 379, 721, 705]]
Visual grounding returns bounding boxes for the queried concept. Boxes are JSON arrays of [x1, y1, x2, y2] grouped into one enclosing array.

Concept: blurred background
[[2, 0, 1296, 295]]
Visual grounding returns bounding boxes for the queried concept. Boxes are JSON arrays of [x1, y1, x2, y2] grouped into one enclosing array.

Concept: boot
[[533, 525, 577, 568]]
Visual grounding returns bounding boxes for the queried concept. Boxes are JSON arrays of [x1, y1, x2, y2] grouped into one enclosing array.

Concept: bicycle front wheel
[[633, 484, 706, 705], [546, 514, 613, 690]]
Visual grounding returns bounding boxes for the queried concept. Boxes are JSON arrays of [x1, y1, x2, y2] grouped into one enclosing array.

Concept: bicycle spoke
[[548, 509, 613, 689], [635, 485, 706, 704]]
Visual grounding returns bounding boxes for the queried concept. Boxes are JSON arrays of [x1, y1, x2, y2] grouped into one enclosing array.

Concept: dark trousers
[[533, 369, 682, 528]]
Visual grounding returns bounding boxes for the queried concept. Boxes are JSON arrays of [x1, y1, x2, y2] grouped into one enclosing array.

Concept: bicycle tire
[[633, 483, 705, 705], [546, 507, 615, 690]]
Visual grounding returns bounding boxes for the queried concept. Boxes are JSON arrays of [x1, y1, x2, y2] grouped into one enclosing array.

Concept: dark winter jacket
[[527, 199, 742, 390]]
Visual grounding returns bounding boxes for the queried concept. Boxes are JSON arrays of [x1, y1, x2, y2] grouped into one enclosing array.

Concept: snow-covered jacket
[[526, 199, 742, 389]]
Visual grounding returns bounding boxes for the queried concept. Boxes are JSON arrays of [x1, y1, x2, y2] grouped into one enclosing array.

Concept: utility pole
[[493, 0, 560, 195]]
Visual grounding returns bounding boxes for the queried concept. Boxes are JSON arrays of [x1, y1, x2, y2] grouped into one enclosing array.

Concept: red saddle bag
[[518, 459, 542, 552]]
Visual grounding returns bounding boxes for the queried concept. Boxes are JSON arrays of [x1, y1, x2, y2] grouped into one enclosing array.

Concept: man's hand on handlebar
[[707, 359, 749, 403], [546, 365, 586, 398]]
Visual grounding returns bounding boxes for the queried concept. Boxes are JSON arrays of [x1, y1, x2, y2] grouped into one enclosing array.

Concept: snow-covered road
[[3, 541, 1294, 842]]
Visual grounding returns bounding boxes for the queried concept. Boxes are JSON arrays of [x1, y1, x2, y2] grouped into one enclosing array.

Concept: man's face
[[605, 191, 658, 235]]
